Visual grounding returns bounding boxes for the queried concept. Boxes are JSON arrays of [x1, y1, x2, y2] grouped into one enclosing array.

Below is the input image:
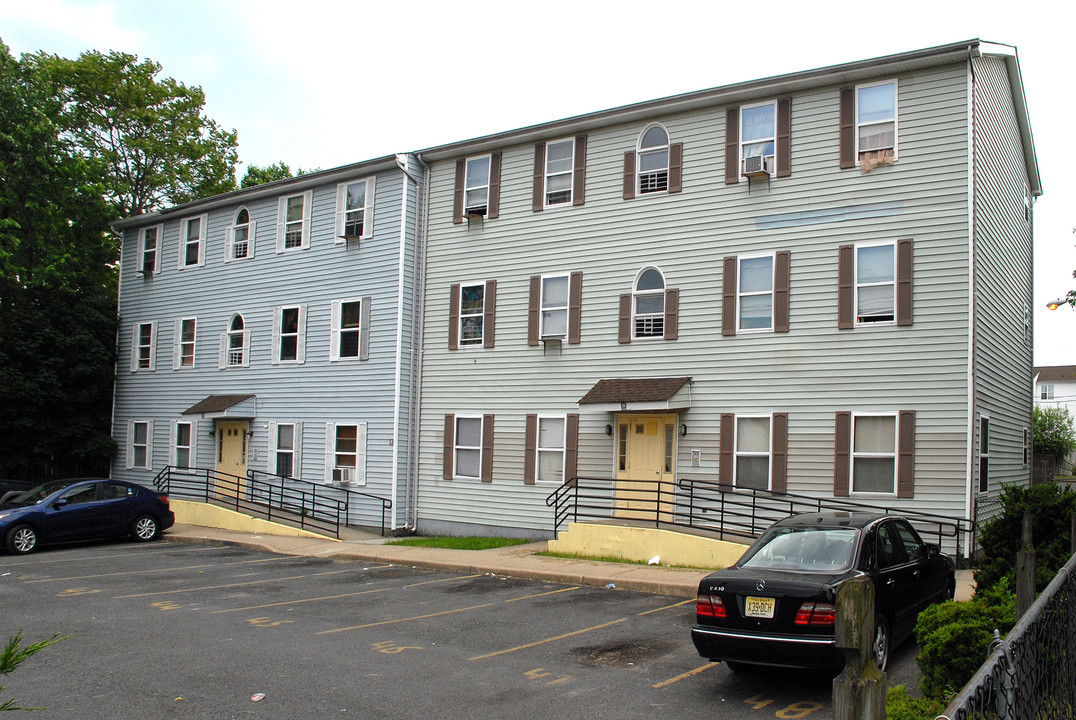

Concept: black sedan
[[691, 511, 955, 672], [0, 478, 175, 554]]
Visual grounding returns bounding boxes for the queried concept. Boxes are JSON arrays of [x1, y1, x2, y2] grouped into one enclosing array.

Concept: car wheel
[[724, 661, 759, 673], [6, 524, 38, 555], [131, 515, 160, 542], [945, 576, 956, 601], [872, 614, 890, 672]]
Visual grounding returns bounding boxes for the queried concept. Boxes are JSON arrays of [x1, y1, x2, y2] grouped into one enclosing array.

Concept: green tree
[[27, 48, 239, 217], [1033, 405, 1076, 457], [241, 161, 323, 188]]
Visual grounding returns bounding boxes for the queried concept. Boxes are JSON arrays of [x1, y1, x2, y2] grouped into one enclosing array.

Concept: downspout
[[964, 45, 978, 558], [406, 153, 431, 530]]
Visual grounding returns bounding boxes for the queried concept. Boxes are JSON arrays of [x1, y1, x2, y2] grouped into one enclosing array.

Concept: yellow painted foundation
[[171, 499, 332, 540], [548, 522, 747, 569]]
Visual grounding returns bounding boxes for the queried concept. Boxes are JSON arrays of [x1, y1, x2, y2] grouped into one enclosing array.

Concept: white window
[[130, 321, 157, 371], [735, 415, 771, 490], [454, 416, 482, 479], [139, 225, 162, 275], [179, 214, 207, 268], [633, 268, 665, 338], [738, 254, 774, 332], [330, 298, 369, 361], [544, 138, 575, 207], [171, 420, 196, 469], [855, 242, 895, 324], [856, 80, 897, 164], [1023, 427, 1030, 467], [1040, 384, 1055, 400], [219, 314, 250, 368], [225, 207, 254, 261], [276, 191, 312, 251], [536, 416, 566, 484], [325, 422, 367, 485], [540, 274, 569, 340], [273, 305, 307, 364], [335, 178, 376, 241], [851, 413, 897, 494], [637, 125, 670, 194], [978, 416, 990, 494], [740, 101, 776, 175], [269, 422, 302, 478], [464, 156, 491, 216], [127, 420, 153, 470], [459, 283, 485, 346], [173, 317, 196, 369]]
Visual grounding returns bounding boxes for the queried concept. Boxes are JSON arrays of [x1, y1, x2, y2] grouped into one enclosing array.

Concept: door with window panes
[[614, 414, 677, 520], [215, 421, 248, 498]]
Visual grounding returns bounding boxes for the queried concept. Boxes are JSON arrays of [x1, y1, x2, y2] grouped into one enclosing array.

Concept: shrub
[[976, 483, 1076, 592], [886, 684, 947, 720]]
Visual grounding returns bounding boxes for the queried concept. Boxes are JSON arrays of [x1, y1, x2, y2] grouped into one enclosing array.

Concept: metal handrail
[[245, 469, 392, 536]]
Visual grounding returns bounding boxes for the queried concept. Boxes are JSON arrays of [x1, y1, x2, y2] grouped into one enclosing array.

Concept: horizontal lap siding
[[417, 63, 976, 534], [112, 169, 417, 529]]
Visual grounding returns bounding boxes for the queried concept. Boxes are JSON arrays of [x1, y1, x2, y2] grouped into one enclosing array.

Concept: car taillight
[[158, 495, 169, 506], [794, 602, 836, 626], [696, 592, 726, 618]]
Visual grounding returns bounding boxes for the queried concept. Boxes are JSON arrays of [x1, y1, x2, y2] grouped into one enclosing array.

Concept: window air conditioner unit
[[463, 206, 487, 219], [332, 467, 352, 484], [742, 155, 771, 177]]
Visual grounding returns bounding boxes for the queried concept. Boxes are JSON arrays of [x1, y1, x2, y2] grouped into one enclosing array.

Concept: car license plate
[[745, 596, 775, 619]]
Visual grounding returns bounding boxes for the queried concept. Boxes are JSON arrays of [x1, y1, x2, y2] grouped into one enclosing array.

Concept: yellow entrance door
[[615, 414, 677, 521], [215, 421, 248, 498]]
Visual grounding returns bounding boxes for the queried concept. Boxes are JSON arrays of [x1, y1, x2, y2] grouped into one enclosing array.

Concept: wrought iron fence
[[939, 551, 1076, 720]]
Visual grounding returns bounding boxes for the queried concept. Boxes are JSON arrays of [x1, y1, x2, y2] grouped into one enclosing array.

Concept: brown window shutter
[[897, 410, 915, 498], [897, 239, 913, 326], [838, 245, 854, 329], [572, 135, 587, 206], [725, 107, 740, 185], [775, 251, 790, 333], [776, 97, 791, 178], [772, 413, 788, 494], [484, 279, 497, 348], [622, 151, 636, 200], [568, 271, 583, 344], [448, 284, 460, 350], [834, 411, 851, 496], [618, 294, 632, 344], [487, 152, 502, 219], [453, 160, 466, 224], [668, 143, 683, 193], [839, 87, 855, 169], [443, 414, 455, 480], [528, 276, 540, 346], [523, 414, 537, 485], [719, 413, 734, 489], [565, 414, 579, 486], [532, 143, 545, 212], [664, 288, 679, 340], [722, 257, 737, 336], [481, 414, 495, 483]]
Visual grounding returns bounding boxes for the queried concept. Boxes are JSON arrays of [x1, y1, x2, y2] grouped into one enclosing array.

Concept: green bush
[[913, 583, 1016, 699], [885, 684, 947, 720], [1033, 405, 1076, 457], [976, 483, 1076, 592]]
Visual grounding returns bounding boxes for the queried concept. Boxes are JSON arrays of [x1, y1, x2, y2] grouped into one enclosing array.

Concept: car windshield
[[5, 480, 75, 506], [740, 526, 859, 572]]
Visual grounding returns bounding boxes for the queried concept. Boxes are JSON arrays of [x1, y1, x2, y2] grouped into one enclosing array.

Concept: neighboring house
[[414, 39, 1040, 550], [1033, 365, 1076, 469], [110, 155, 426, 530]]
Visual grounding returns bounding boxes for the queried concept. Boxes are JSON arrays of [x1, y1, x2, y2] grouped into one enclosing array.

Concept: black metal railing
[[245, 469, 392, 536], [546, 476, 972, 555], [940, 551, 1076, 720], [154, 466, 364, 539]]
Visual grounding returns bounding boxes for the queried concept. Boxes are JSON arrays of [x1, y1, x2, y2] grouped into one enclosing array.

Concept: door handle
[[886, 579, 896, 586]]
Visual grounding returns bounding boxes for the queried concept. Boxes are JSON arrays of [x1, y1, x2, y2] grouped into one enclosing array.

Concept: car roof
[[773, 511, 897, 530]]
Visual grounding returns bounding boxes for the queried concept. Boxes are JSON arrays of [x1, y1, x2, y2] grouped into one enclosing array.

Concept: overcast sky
[[2, 0, 1072, 365]]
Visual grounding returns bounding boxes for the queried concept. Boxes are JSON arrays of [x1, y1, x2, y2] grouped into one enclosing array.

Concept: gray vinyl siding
[[971, 55, 1035, 504], [111, 164, 422, 530], [417, 62, 975, 537]]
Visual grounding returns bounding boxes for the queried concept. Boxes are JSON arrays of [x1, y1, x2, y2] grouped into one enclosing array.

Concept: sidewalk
[[164, 522, 976, 601]]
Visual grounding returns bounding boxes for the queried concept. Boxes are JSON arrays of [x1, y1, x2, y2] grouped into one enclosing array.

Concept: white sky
[[2, 0, 1073, 365]]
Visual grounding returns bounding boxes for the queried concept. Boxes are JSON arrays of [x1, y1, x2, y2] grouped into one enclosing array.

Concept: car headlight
[[0, 512, 10, 521]]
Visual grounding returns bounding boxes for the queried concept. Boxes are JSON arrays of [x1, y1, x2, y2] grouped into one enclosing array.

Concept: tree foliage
[[1033, 405, 1076, 457], [1, 629, 66, 712], [241, 161, 323, 188], [26, 49, 239, 217]]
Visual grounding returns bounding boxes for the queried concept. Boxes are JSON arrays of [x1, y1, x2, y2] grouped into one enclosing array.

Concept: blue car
[[0, 478, 175, 554]]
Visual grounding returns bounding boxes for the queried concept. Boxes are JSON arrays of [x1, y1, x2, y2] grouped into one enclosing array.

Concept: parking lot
[[1, 539, 921, 718]]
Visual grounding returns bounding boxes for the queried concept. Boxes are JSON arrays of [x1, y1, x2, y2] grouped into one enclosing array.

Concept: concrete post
[[1016, 511, 1035, 619], [832, 577, 886, 720]]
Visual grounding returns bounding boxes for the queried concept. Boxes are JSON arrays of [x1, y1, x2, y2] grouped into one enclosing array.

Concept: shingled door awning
[[577, 377, 692, 411], [182, 394, 257, 419]]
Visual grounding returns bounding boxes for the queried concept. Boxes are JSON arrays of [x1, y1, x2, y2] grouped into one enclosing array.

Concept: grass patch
[[538, 551, 708, 570], [385, 536, 531, 550]]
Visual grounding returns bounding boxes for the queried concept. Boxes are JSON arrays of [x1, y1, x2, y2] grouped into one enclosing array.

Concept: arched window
[[226, 315, 247, 367], [637, 125, 670, 194], [633, 268, 666, 337], [227, 207, 253, 261]]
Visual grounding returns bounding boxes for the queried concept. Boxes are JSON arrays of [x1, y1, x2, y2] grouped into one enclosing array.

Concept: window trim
[[173, 317, 196, 370], [739, 100, 777, 178], [457, 281, 486, 348], [139, 224, 162, 275], [272, 304, 307, 365], [276, 190, 313, 252], [325, 422, 367, 486], [464, 155, 491, 217], [734, 414, 773, 491], [452, 415, 484, 481], [539, 273, 570, 341], [854, 79, 899, 165], [330, 297, 371, 361], [225, 207, 254, 262], [127, 420, 153, 470], [737, 253, 776, 333], [219, 313, 250, 369], [1040, 383, 1055, 400], [170, 420, 197, 469], [178, 214, 208, 269], [853, 241, 897, 326], [131, 321, 157, 372], [632, 267, 667, 340], [534, 414, 567, 485], [268, 421, 303, 479], [543, 137, 575, 208], [334, 177, 376, 242], [636, 123, 670, 195], [850, 412, 899, 496]]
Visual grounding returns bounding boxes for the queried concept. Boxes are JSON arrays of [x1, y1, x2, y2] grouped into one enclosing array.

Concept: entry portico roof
[[578, 377, 692, 412], [182, 394, 257, 419]]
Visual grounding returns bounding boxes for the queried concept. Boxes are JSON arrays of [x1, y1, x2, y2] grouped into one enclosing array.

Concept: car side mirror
[[925, 543, 939, 558], [52, 498, 69, 509]]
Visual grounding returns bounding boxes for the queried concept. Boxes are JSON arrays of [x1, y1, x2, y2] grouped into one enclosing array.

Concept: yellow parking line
[[637, 598, 696, 615], [652, 662, 720, 688], [113, 568, 355, 598], [211, 586, 391, 613], [469, 618, 627, 661], [403, 574, 482, 588], [506, 586, 579, 602], [24, 555, 288, 583], [316, 602, 495, 635]]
